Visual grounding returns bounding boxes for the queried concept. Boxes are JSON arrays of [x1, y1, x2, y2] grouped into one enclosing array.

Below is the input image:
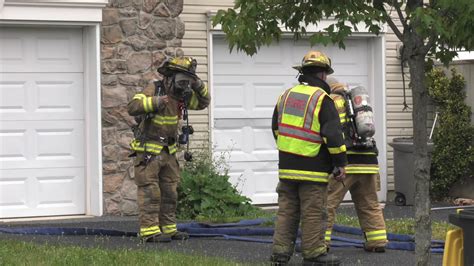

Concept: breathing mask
[[173, 72, 195, 100]]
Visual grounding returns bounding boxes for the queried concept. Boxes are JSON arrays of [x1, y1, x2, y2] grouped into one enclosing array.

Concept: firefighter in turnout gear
[[127, 55, 210, 243], [270, 51, 347, 266], [325, 77, 388, 252]]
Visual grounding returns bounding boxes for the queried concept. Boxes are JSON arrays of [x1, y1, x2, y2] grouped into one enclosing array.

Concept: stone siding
[[101, 0, 184, 215]]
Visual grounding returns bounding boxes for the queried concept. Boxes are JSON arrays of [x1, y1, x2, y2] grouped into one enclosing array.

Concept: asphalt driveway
[[0, 203, 452, 265]]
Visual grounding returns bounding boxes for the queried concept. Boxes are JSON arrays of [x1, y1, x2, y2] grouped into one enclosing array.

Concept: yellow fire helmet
[[158, 56, 197, 77], [292, 50, 334, 74]]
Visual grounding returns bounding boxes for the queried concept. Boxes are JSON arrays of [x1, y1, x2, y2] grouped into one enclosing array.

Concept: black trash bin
[[388, 137, 434, 206], [448, 209, 474, 265]]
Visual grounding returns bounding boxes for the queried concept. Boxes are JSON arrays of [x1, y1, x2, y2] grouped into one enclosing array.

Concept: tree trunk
[[406, 34, 432, 265]]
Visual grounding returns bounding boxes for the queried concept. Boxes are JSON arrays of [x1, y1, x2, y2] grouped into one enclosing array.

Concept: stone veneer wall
[[100, 0, 184, 215]]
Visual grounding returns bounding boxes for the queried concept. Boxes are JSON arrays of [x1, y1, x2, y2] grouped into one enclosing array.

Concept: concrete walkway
[[0, 203, 454, 265]]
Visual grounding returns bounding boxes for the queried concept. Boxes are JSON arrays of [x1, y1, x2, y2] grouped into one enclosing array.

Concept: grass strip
[[335, 213, 456, 240], [213, 210, 455, 240], [0, 239, 242, 266]]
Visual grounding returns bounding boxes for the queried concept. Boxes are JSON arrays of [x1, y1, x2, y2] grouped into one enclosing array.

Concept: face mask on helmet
[[173, 72, 195, 100]]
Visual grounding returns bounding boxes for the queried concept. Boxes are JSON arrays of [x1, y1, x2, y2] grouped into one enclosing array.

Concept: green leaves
[[177, 149, 260, 220], [427, 68, 474, 199], [213, 0, 474, 68], [212, 0, 384, 55]]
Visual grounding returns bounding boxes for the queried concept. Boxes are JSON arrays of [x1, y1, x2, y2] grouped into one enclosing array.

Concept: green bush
[[427, 68, 474, 199], [177, 148, 263, 221]]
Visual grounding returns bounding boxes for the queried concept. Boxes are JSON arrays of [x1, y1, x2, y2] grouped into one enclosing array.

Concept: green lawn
[[199, 210, 455, 240], [334, 213, 455, 240], [253, 211, 454, 240], [196, 209, 455, 240], [0, 239, 242, 266]]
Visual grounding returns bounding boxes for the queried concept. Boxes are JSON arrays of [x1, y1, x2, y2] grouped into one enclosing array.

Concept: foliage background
[[427, 68, 474, 199], [177, 148, 263, 221]]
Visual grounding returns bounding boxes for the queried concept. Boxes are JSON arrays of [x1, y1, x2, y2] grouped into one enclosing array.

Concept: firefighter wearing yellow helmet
[[292, 50, 335, 74], [325, 77, 388, 252], [270, 51, 347, 265], [128, 52, 210, 243]]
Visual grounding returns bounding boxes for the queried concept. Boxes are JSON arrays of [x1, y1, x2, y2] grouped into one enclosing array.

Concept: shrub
[[427, 68, 474, 199], [177, 148, 263, 221]]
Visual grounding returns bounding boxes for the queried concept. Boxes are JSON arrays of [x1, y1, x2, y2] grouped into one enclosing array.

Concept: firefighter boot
[[168, 231, 189, 240], [141, 233, 172, 243], [363, 243, 386, 253], [303, 254, 341, 266], [270, 253, 291, 266]]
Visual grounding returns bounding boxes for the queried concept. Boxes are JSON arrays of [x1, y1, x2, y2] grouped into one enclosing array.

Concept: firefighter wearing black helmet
[[127, 54, 210, 243], [270, 51, 347, 266]]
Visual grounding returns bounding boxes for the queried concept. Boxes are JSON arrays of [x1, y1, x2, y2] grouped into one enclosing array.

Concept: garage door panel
[[214, 125, 277, 162], [0, 27, 83, 73], [0, 121, 85, 170], [0, 36, 25, 67], [36, 79, 83, 115], [0, 168, 85, 218], [36, 126, 83, 162], [212, 40, 246, 65], [213, 128, 244, 152], [253, 128, 277, 151], [253, 83, 286, 109], [252, 45, 285, 65], [36, 173, 81, 207], [0, 129, 27, 163], [227, 163, 278, 204], [214, 118, 272, 129], [330, 76, 368, 88], [291, 39, 368, 62], [0, 176, 28, 209], [254, 170, 279, 194], [0, 80, 27, 115], [225, 151, 277, 163], [214, 126, 270, 154], [214, 38, 368, 77], [253, 170, 279, 204], [214, 76, 291, 119], [331, 63, 369, 76], [213, 39, 291, 76], [0, 73, 84, 121], [213, 82, 246, 111]]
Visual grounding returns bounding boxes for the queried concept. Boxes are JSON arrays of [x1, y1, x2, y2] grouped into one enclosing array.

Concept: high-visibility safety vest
[[130, 139, 177, 155], [277, 84, 327, 157], [332, 95, 348, 124]]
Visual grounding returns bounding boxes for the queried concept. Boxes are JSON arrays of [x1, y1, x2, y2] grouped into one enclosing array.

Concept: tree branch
[[421, 35, 436, 55], [393, 0, 409, 29], [381, 5, 403, 41]]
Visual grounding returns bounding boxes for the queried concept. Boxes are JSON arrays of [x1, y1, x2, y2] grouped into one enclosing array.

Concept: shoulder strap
[[153, 80, 163, 96], [136, 81, 162, 149]]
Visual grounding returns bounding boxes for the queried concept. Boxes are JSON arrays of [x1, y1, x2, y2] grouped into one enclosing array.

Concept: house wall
[[100, 0, 185, 215], [182, 1, 410, 198], [448, 61, 474, 124], [384, 13, 412, 195]]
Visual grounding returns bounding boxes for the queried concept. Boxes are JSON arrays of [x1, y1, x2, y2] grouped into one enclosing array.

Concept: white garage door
[[212, 37, 370, 204], [0, 27, 86, 218]]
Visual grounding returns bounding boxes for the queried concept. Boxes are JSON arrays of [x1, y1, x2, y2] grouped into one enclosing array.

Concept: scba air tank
[[349, 86, 375, 139]]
